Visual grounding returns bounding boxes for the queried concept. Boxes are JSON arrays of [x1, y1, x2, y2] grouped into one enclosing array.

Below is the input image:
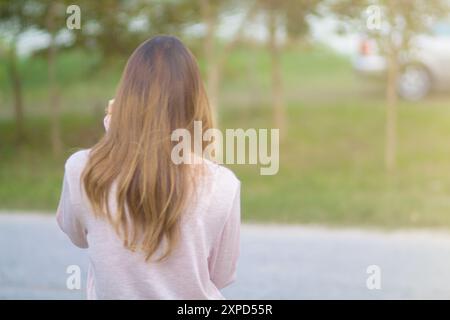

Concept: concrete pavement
[[1, 213, 450, 299]]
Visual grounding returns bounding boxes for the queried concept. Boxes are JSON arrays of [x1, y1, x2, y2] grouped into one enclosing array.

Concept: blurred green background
[[2, 0, 450, 228]]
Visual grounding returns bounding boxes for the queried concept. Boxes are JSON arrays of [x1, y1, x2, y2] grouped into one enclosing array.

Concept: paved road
[[1, 213, 450, 299]]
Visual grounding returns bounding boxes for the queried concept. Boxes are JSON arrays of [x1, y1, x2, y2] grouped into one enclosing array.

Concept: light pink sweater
[[56, 149, 240, 299]]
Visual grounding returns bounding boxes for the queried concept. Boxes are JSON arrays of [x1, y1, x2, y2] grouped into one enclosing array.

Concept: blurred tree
[[71, 0, 147, 59], [72, 0, 199, 60], [0, 0, 201, 152], [331, 0, 449, 172], [199, 0, 258, 124], [6, 41, 24, 143], [259, 0, 320, 137], [283, 0, 320, 44], [0, 0, 37, 144], [0, 0, 72, 155], [44, 1, 65, 156], [265, 0, 286, 136]]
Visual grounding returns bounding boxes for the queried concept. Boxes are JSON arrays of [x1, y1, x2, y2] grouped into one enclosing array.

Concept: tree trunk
[[201, 0, 219, 125], [385, 49, 398, 172], [47, 3, 62, 157], [8, 42, 25, 144], [268, 6, 286, 137], [200, 0, 258, 127]]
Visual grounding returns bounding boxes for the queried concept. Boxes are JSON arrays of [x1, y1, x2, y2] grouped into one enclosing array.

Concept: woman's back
[[57, 149, 240, 299], [56, 36, 241, 299]]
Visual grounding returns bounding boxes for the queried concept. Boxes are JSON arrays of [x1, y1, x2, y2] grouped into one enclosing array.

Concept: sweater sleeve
[[56, 168, 88, 249], [208, 181, 241, 289]]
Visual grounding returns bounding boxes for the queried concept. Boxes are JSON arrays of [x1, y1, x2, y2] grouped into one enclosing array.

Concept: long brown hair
[[82, 36, 213, 261]]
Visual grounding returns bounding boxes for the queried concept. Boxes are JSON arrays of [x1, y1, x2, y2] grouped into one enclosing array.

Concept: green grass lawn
[[2, 44, 450, 228]]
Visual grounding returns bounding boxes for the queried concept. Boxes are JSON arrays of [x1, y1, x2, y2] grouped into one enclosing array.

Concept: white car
[[353, 23, 450, 100]]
